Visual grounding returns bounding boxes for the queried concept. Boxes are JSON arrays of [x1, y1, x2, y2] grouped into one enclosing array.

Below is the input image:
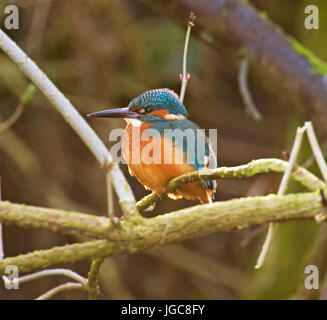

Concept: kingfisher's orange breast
[[122, 123, 212, 203]]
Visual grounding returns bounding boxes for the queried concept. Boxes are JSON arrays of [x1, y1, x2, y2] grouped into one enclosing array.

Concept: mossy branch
[[86, 258, 104, 300], [0, 157, 324, 276], [0, 158, 324, 237], [137, 158, 325, 210], [0, 190, 326, 274]]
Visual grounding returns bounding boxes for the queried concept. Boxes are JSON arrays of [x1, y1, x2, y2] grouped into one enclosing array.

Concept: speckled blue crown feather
[[128, 89, 188, 117]]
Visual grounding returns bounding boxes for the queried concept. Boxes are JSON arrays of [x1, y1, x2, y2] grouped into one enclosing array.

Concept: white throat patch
[[124, 118, 142, 127]]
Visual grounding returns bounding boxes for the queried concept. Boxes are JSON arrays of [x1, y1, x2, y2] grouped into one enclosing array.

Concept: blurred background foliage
[[0, 0, 327, 299]]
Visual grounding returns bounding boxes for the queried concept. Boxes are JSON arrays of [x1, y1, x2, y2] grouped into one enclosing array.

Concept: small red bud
[[282, 151, 290, 161], [188, 12, 196, 25]]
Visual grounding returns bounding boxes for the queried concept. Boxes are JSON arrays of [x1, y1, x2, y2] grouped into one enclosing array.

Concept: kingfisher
[[87, 88, 217, 204]]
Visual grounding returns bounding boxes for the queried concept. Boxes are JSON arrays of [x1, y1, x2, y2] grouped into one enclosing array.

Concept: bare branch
[[255, 126, 307, 268], [256, 121, 327, 268], [179, 12, 195, 103], [305, 121, 327, 183], [35, 282, 83, 300], [5, 268, 87, 285]]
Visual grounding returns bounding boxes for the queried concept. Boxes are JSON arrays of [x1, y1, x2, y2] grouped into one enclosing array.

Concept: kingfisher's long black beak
[[87, 107, 139, 119]]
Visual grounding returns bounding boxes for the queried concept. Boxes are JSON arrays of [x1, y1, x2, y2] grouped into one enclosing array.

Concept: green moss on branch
[[86, 258, 104, 300], [291, 39, 327, 76], [137, 158, 325, 210], [0, 191, 325, 275]]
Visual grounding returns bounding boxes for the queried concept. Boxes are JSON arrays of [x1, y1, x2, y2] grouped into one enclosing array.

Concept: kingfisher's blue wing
[[171, 120, 217, 195], [151, 119, 217, 196], [184, 128, 217, 194]]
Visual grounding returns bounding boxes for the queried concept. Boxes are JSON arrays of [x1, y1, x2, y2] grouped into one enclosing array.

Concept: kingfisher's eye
[[131, 106, 153, 114]]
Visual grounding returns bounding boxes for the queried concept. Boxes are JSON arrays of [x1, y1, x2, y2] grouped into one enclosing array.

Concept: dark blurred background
[[0, 0, 326, 299]]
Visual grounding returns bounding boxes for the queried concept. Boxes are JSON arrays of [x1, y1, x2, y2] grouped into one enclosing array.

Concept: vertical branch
[[179, 12, 196, 103], [305, 121, 327, 183], [87, 258, 104, 300], [277, 127, 306, 195], [255, 125, 306, 269]]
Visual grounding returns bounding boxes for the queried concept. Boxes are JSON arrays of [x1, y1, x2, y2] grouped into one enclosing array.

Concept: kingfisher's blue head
[[87, 89, 188, 123]]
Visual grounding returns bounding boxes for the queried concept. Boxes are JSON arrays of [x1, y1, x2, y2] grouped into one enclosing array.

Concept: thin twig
[[255, 125, 306, 269], [305, 121, 327, 183], [278, 127, 306, 195], [9, 268, 87, 285], [179, 12, 195, 103], [0, 103, 23, 134], [35, 282, 84, 300], [3, 268, 87, 301], [238, 58, 262, 121], [0, 84, 36, 134]]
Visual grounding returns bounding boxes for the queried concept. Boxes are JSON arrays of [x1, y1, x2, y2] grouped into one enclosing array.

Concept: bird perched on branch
[[88, 88, 217, 203]]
